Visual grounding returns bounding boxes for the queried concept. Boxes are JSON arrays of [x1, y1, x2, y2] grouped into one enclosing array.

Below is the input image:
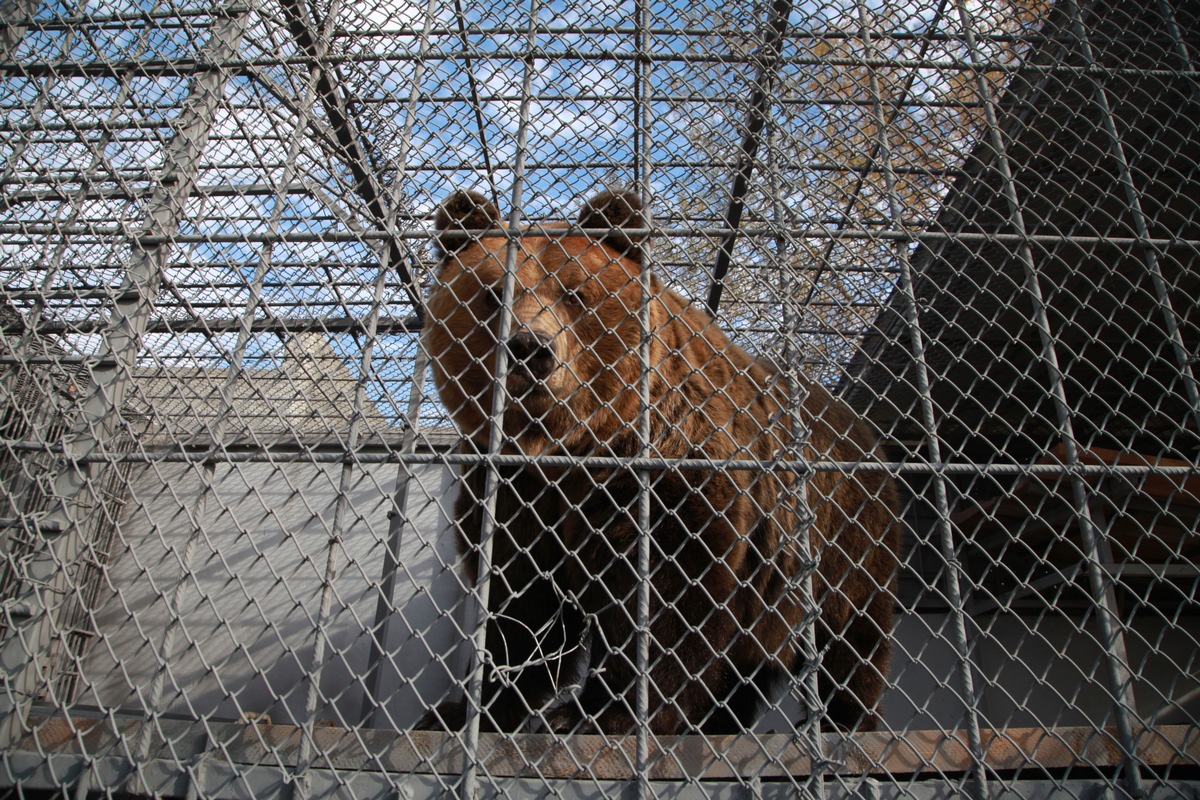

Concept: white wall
[[79, 460, 1200, 732], [80, 459, 467, 728]]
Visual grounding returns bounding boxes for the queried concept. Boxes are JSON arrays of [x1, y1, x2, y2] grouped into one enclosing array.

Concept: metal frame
[[2, 0, 1199, 796]]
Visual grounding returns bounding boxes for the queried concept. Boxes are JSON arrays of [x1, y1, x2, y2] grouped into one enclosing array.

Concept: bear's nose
[[506, 331, 555, 379]]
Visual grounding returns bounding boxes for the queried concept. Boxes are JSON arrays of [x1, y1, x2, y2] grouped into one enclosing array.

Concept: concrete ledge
[[12, 716, 1200, 783]]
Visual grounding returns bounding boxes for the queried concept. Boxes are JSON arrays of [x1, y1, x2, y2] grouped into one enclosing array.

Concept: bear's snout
[[505, 330, 556, 380]]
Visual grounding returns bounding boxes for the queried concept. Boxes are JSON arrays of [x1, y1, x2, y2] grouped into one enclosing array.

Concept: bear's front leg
[[566, 567, 741, 736], [565, 472, 748, 735], [420, 462, 588, 732], [483, 575, 589, 730], [419, 575, 587, 731]]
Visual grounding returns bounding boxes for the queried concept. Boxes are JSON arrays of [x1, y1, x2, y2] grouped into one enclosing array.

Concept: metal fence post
[[768, 125, 828, 800], [953, 1, 1146, 795], [634, 0, 654, 792], [856, 3, 988, 797], [460, 4, 540, 797]]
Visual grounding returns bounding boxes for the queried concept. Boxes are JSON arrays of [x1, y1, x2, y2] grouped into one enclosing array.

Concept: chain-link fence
[[1, 0, 1198, 795]]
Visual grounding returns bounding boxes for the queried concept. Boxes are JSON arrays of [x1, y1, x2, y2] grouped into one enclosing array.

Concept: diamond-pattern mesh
[[1, 0, 1199, 796]]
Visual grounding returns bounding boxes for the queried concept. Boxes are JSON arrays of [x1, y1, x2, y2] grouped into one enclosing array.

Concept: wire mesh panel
[[1, 0, 1198, 796]]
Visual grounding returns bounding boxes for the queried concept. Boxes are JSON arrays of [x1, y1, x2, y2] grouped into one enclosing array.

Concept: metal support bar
[[361, 345, 430, 727], [13, 442, 1197, 476], [359, 0, 441, 727], [277, 0, 423, 314], [7, 224, 1195, 248], [705, 0, 794, 315], [634, 0, 654, 793], [11, 48, 1200, 75], [459, 5, 540, 798], [770, 125, 827, 800], [453, 0, 500, 208], [0, 0, 133, 545], [3, 316, 425, 338], [295, 238, 391, 798], [800, 0, 952, 312], [954, 1, 1146, 796], [126, 22, 326, 791], [0, 0, 51, 175], [0, 0, 36, 60], [1155, 0, 1200, 104], [855, 3, 988, 797], [283, 0, 394, 792]]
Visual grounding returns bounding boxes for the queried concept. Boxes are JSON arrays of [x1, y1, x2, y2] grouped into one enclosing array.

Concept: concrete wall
[[80, 460, 1200, 732]]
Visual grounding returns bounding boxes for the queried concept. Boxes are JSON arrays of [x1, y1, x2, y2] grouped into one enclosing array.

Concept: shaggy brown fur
[[421, 188, 899, 735]]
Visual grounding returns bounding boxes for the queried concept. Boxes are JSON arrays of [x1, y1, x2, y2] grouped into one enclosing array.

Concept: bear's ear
[[435, 190, 502, 254], [577, 188, 650, 264]]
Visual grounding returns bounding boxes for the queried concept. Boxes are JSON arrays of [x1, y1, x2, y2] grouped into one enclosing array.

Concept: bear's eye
[[478, 283, 503, 308], [562, 286, 586, 309]]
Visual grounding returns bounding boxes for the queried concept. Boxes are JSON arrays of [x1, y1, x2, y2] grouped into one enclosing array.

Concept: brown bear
[[420, 188, 899, 735]]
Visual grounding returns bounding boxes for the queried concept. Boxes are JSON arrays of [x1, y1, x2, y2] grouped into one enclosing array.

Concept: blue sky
[[2, 0, 1036, 421]]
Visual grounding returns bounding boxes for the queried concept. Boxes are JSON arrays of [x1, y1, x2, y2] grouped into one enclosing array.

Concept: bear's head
[[423, 188, 660, 454]]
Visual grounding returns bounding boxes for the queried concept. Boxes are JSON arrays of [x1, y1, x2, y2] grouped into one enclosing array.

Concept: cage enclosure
[[1, 0, 1198, 797]]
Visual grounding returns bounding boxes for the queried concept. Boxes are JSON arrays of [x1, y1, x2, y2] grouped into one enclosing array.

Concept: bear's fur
[[421, 188, 899, 735]]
